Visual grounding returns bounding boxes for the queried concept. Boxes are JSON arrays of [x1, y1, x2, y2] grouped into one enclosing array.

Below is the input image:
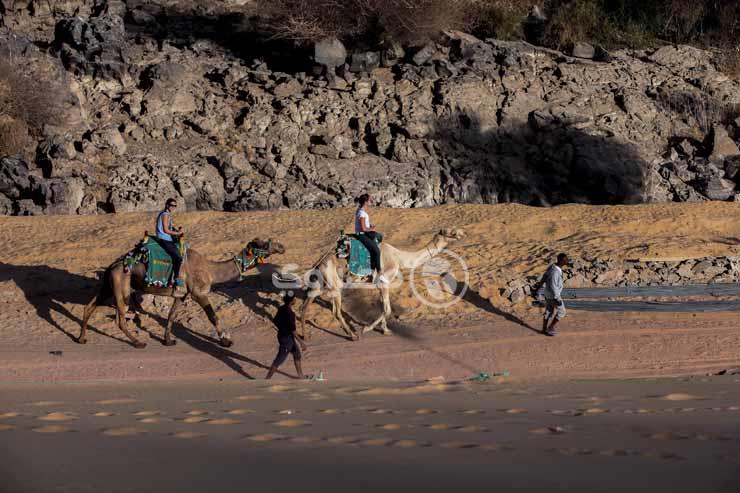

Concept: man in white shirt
[[541, 253, 569, 337]]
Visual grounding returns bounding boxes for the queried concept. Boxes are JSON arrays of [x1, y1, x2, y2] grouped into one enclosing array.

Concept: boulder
[[314, 38, 347, 70], [570, 42, 595, 60], [708, 125, 740, 161], [349, 51, 380, 73], [381, 42, 405, 67], [700, 176, 735, 201], [140, 62, 197, 116], [90, 125, 127, 156]]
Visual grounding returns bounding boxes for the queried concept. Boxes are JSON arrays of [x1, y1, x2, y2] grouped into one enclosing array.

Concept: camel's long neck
[[209, 258, 242, 284], [395, 237, 446, 269]]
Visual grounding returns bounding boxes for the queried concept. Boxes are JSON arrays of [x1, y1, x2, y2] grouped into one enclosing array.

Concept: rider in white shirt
[[354, 193, 388, 284]]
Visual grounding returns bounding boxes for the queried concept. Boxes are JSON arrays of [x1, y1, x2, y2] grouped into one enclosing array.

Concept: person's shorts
[[272, 335, 301, 367], [544, 298, 566, 320]]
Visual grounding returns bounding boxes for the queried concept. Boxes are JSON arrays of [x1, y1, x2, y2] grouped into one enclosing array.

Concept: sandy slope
[[2, 202, 740, 382]]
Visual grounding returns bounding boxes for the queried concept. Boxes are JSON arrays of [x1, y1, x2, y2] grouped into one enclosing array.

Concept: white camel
[[299, 229, 465, 341]]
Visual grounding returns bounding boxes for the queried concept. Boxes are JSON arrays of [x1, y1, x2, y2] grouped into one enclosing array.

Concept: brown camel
[[300, 229, 464, 341], [79, 239, 285, 348]]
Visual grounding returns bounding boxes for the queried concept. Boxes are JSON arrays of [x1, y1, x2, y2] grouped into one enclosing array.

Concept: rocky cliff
[[1, 0, 739, 215]]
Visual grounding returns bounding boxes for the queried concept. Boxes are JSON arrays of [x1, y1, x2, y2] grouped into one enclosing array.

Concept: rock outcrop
[[1, 1, 739, 215]]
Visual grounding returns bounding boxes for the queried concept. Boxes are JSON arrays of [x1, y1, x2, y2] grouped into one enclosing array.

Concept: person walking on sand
[[266, 293, 308, 379], [541, 253, 569, 337]]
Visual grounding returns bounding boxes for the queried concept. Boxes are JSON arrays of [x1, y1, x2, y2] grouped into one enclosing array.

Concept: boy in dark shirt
[[265, 293, 308, 379]]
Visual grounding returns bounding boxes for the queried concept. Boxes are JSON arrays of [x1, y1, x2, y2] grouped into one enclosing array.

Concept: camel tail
[[92, 266, 115, 305]]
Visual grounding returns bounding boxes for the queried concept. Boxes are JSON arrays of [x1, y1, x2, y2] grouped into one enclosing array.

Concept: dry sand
[[2, 203, 740, 383]]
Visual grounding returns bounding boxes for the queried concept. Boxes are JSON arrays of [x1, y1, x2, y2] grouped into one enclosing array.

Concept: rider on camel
[[355, 193, 388, 284], [156, 198, 184, 289]]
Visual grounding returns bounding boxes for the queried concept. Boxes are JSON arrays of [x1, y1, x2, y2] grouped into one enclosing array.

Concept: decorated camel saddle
[[123, 235, 188, 287], [336, 231, 382, 278]]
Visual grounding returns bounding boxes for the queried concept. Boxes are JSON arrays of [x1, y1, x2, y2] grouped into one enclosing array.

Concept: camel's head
[[438, 228, 465, 241], [247, 238, 286, 258]]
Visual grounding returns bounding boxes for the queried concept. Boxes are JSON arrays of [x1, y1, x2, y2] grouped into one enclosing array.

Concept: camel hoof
[[133, 340, 147, 349], [77, 337, 87, 345], [163, 338, 177, 347], [219, 337, 233, 348], [381, 329, 392, 336]]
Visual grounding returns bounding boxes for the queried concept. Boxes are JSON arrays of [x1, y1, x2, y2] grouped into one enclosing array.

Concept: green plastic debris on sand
[[470, 370, 510, 381]]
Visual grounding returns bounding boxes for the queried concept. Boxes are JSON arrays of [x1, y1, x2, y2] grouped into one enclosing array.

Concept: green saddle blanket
[[348, 237, 379, 277], [124, 237, 185, 287]]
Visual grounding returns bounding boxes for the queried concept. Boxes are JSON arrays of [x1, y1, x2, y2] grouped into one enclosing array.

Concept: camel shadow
[[0, 262, 130, 344], [137, 309, 295, 380]]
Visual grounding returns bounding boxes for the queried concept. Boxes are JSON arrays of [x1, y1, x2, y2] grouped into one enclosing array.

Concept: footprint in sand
[[245, 433, 286, 442], [38, 412, 77, 422], [226, 409, 254, 416], [272, 419, 311, 428], [393, 439, 430, 448], [550, 448, 595, 456], [288, 436, 323, 444], [30, 401, 64, 407], [0, 412, 21, 419], [93, 412, 116, 417], [138, 417, 166, 424], [96, 398, 139, 405], [458, 425, 488, 433], [206, 418, 242, 425], [32, 425, 72, 433], [461, 409, 485, 415], [235, 395, 264, 401], [277, 409, 298, 415], [0, 424, 15, 431], [377, 423, 404, 431], [182, 416, 210, 424], [503, 408, 527, 415], [649, 431, 692, 441], [660, 393, 704, 402], [186, 410, 210, 416], [102, 427, 148, 437], [415, 409, 438, 415], [133, 410, 164, 417], [600, 449, 638, 457], [320, 409, 341, 415], [361, 438, 395, 446], [529, 426, 566, 435], [640, 450, 686, 461], [326, 436, 365, 445], [171, 431, 206, 439], [427, 423, 452, 430], [583, 408, 609, 415], [440, 441, 479, 449]]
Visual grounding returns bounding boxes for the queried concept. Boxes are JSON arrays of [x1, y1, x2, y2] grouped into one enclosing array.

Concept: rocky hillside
[[1, 0, 740, 215]]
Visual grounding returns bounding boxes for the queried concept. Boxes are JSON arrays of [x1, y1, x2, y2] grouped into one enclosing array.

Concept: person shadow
[[0, 262, 130, 344], [440, 275, 541, 334]]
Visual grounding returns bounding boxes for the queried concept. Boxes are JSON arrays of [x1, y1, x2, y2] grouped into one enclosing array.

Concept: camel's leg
[[363, 285, 393, 335], [192, 293, 232, 348], [79, 296, 99, 344], [331, 292, 357, 341], [162, 297, 182, 346], [299, 293, 317, 341], [113, 288, 146, 349]]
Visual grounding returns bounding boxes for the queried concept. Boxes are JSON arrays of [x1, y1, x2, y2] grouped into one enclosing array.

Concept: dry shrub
[[259, 0, 471, 45], [466, 0, 538, 40], [0, 55, 63, 156]]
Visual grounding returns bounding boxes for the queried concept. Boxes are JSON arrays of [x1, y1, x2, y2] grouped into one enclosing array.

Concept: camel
[[299, 229, 464, 341], [79, 238, 285, 349]]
